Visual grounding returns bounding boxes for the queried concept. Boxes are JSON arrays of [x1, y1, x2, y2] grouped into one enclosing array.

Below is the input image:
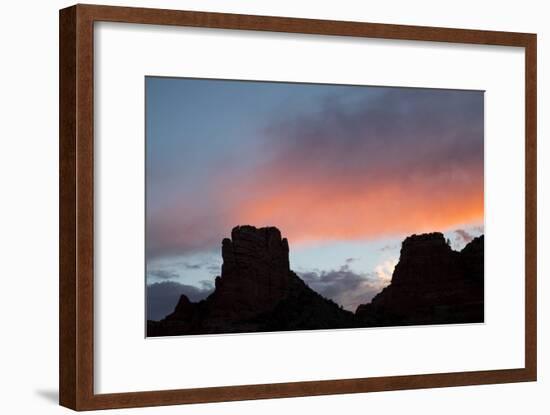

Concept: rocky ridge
[[147, 226, 355, 336], [355, 232, 484, 326], [147, 227, 484, 336]]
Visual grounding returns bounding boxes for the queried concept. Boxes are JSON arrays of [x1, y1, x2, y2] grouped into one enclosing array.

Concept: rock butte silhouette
[[147, 225, 484, 337]]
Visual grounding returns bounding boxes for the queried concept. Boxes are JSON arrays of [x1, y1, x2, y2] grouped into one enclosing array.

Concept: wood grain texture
[[524, 35, 537, 380], [59, 4, 537, 411], [59, 5, 77, 409]]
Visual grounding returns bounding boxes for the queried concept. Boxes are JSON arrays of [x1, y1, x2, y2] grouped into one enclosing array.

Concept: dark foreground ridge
[[147, 226, 355, 336], [147, 226, 484, 337], [355, 232, 484, 326]]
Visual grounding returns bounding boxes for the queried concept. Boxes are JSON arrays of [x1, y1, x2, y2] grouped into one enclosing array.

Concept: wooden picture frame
[[59, 4, 537, 411]]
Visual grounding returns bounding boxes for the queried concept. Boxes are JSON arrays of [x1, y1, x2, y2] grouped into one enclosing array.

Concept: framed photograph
[[59, 4, 537, 410]]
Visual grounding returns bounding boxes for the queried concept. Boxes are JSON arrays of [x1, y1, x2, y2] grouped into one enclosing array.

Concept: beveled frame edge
[[59, 3, 537, 411]]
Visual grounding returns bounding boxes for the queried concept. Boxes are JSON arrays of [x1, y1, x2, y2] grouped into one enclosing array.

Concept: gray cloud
[[455, 229, 474, 244], [147, 281, 213, 321], [148, 269, 180, 280], [198, 279, 215, 291], [261, 88, 484, 185], [183, 263, 202, 270], [148, 261, 220, 282], [299, 264, 389, 312]]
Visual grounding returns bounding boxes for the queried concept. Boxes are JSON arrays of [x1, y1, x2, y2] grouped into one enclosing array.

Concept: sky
[[145, 77, 484, 320]]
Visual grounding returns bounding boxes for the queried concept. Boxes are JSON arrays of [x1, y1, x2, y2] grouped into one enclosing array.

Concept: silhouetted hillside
[[147, 226, 355, 336], [147, 227, 484, 337], [355, 233, 484, 326]]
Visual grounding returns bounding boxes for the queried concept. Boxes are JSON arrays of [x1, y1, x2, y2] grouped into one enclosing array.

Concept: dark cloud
[[147, 281, 213, 321], [345, 257, 359, 264], [183, 263, 202, 270], [148, 261, 220, 281], [148, 269, 180, 280], [299, 264, 388, 312], [235, 88, 483, 240], [261, 87, 484, 184]]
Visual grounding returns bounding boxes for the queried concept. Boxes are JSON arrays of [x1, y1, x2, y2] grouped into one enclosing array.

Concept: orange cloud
[[147, 86, 484, 258], [225, 175, 483, 245]]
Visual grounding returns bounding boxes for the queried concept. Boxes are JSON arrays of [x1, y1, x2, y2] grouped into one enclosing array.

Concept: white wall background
[[0, 0, 547, 413]]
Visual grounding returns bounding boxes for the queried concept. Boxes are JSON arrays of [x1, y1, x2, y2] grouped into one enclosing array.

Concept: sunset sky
[[145, 77, 484, 320]]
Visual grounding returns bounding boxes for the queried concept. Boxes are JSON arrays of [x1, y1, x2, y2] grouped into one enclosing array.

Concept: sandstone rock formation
[[147, 226, 355, 336], [147, 227, 484, 337], [355, 233, 484, 326]]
